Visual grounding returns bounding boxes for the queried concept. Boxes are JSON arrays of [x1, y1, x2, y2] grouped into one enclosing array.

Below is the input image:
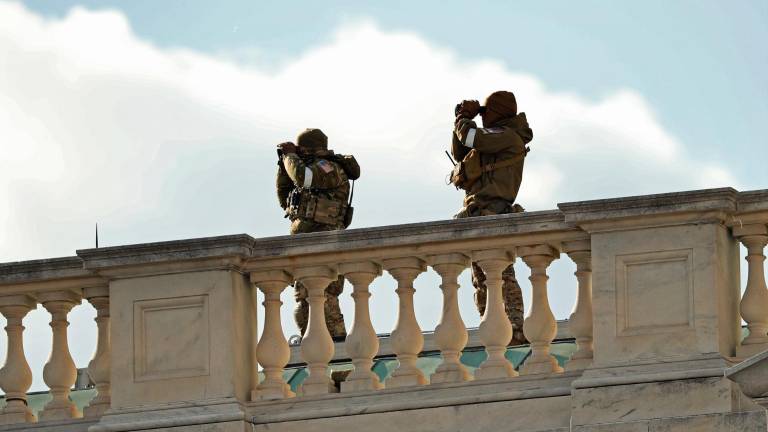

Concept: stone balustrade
[[0, 187, 766, 432], [0, 258, 110, 430]]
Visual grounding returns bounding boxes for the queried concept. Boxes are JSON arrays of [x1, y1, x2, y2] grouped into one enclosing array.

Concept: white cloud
[[0, 2, 744, 390]]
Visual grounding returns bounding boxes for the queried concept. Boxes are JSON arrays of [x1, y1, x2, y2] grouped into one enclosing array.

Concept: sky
[[0, 1, 766, 391]]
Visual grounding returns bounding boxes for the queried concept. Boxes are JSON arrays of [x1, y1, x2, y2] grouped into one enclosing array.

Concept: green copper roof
[[0, 389, 98, 417], [283, 341, 578, 393]]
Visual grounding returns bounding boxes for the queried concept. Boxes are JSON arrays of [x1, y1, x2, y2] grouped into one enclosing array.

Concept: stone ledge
[[725, 348, 768, 399], [0, 418, 96, 432], [736, 189, 768, 212], [76, 234, 255, 270], [251, 396, 572, 432], [573, 410, 768, 432], [1, 187, 763, 281], [0, 256, 86, 284], [89, 398, 246, 432], [558, 187, 739, 226], [250, 209, 569, 259], [248, 371, 579, 425]]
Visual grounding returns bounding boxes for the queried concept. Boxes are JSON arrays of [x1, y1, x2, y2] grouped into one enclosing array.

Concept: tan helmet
[[484, 91, 517, 117], [296, 128, 328, 152]]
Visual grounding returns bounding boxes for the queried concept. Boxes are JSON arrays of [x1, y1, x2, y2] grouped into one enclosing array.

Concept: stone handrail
[[0, 187, 766, 431]]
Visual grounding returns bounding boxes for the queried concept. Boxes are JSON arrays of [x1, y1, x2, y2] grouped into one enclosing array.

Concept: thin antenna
[[95, 223, 99, 248], [445, 150, 456, 166]]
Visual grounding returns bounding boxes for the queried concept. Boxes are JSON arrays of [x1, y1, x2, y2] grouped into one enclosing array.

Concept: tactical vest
[[287, 188, 349, 227]]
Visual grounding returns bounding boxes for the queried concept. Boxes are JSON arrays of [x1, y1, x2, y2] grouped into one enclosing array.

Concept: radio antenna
[[95, 223, 99, 248]]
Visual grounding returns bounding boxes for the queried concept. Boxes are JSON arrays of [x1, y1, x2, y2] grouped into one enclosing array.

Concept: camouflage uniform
[[451, 91, 532, 346], [277, 129, 354, 339]]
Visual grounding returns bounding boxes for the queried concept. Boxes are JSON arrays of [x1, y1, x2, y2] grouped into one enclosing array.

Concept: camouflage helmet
[[296, 128, 328, 151], [484, 91, 517, 117]]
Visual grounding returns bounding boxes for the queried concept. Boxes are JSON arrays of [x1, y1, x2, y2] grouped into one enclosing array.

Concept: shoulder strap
[[482, 152, 526, 173], [348, 180, 355, 206]]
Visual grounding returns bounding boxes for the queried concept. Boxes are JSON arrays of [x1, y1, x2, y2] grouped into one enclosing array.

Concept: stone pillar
[[734, 224, 768, 358], [84, 286, 111, 418], [340, 262, 383, 392], [474, 249, 516, 380], [519, 245, 562, 375], [295, 266, 337, 396], [563, 240, 593, 370], [0, 295, 37, 424], [252, 270, 295, 400], [39, 290, 83, 420], [383, 257, 427, 388], [429, 253, 471, 384]]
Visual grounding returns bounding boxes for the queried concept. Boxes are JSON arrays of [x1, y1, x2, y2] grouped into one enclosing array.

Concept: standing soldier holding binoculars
[[449, 90, 533, 345], [276, 128, 360, 340]]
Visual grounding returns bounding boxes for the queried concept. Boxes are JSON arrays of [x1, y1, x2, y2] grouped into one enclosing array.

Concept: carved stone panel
[[616, 249, 694, 336], [133, 295, 210, 382]]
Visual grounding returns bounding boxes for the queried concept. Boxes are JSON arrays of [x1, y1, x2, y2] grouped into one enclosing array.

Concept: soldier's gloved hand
[[456, 99, 481, 119], [277, 142, 297, 155], [454, 118, 477, 144]]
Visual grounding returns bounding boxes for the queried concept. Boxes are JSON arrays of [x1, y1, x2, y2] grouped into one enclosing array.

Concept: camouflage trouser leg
[[324, 276, 347, 340], [472, 262, 527, 346], [294, 275, 347, 340]]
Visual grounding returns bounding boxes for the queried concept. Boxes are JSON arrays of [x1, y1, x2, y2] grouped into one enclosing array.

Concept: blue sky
[[23, 0, 768, 180], [1, 1, 766, 391]]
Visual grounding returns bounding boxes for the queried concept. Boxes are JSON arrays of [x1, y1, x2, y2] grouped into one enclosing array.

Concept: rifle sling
[[481, 153, 524, 173]]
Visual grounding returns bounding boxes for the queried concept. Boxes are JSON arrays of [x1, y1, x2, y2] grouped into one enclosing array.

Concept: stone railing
[[0, 187, 767, 432], [0, 258, 110, 430]]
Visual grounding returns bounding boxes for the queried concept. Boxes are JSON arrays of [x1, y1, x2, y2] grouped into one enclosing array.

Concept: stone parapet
[[0, 187, 766, 431]]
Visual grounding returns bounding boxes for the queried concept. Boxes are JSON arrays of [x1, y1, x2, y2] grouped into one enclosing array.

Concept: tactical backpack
[[332, 154, 360, 180], [333, 154, 359, 227]]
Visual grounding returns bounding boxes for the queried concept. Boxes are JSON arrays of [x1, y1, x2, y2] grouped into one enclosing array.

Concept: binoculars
[[454, 103, 487, 117]]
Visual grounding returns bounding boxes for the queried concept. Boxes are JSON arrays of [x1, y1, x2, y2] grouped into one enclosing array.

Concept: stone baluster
[[429, 253, 471, 384], [563, 240, 593, 370], [39, 290, 83, 420], [295, 266, 338, 396], [83, 286, 111, 417], [734, 224, 768, 358], [252, 270, 295, 400], [0, 295, 37, 425], [340, 262, 383, 392], [519, 245, 563, 375], [474, 249, 517, 380], [383, 257, 427, 387]]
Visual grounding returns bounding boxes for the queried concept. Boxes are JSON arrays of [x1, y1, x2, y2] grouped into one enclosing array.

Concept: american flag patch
[[317, 160, 334, 173]]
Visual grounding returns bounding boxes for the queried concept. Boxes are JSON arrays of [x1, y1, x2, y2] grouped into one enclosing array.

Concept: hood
[[494, 113, 533, 144]]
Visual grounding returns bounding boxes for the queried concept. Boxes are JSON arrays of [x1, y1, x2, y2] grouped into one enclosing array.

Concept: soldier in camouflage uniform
[[276, 128, 359, 340], [450, 91, 532, 345]]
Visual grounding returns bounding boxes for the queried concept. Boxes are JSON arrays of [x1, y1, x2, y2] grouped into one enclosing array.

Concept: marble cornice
[[0, 256, 105, 295], [76, 234, 256, 271], [558, 187, 739, 222], [0, 256, 93, 284], [249, 209, 572, 260], [1, 187, 765, 282], [735, 189, 768, 215]]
